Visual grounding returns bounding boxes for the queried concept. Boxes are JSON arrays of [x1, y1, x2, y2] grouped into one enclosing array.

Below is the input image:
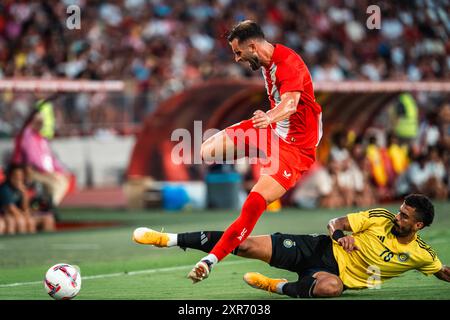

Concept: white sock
[[167, 233, 177, 247], [275, 282, 286, 295], [202, 254, 218, 267]]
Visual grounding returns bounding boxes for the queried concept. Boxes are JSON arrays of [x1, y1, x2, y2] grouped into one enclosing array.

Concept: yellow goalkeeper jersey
[[332, 208, 442, 289]]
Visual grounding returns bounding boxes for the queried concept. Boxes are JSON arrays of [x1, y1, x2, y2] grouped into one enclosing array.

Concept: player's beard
[[247, 55, 261, 71], [391, 223, 411, 237]]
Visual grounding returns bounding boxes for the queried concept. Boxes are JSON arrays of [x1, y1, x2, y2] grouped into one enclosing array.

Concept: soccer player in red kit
[[133, 20, 323, 283]]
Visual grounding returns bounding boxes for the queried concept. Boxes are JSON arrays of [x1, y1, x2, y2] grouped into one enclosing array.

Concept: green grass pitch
[[0, 201, 449, 300]]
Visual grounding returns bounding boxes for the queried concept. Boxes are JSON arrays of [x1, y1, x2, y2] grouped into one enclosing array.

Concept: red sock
[[210, 192, 267, 261]]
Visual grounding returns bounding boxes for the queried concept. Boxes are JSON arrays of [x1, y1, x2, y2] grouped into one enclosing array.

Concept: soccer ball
[[44, 263, 81, 300]]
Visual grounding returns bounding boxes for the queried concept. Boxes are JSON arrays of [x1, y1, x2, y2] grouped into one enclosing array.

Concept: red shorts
[[225, 119, 316, 190]]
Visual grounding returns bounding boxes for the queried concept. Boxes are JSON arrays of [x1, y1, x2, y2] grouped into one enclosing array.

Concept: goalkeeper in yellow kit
[[133, 194, 449, 298]]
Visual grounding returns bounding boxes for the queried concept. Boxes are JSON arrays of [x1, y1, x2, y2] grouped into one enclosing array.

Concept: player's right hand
[[252, 110, 271, 128], [337, 235, 359, 253]]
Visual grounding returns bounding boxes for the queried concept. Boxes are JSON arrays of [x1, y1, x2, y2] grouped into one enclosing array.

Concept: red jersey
[[261, 44, 323, 148]]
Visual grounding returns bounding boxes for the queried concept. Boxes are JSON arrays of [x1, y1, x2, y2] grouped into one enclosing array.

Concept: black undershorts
[[269, 233, 339, 278]]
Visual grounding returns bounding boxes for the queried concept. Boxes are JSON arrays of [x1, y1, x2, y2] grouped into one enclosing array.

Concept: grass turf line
[[0, 201, 449, 300]]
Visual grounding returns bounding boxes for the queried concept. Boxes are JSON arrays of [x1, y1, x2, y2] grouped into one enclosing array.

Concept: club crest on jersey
[[398, 252, 410, 262], [283, 239, 295, 248]]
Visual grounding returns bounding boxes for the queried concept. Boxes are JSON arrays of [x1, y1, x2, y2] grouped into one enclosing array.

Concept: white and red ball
[[44, 263, 81, 300]]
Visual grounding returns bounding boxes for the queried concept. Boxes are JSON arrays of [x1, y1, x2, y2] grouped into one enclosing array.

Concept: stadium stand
[[0, 0, 448, 208], [1, 0, 448, 137]]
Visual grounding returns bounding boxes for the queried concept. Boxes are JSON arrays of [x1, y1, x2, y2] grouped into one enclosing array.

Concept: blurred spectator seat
[[292, 162, 333, 209], [392, 93, 419, 143], [366, 136, 396, 201], [0, 167, 4, 184], [387, 133, 409, 176]]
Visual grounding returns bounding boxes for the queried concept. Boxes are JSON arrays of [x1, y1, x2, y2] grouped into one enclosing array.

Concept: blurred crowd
[[0, 104, 73, 236], [0, 0, 449, 213], [291, 98, 450, 208], [0, 163, 56, 236], [0, 0, 449, 136]]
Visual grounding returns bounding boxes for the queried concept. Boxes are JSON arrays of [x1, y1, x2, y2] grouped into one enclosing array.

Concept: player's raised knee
[[315, 276, 343, 297]]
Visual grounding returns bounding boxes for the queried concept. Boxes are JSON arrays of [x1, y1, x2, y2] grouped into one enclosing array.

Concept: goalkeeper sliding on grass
[[133, 194, 450, 298]]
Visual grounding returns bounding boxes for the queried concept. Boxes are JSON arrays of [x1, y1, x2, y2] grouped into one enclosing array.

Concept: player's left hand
[[337, 235, 360, 253], [252, 110, 271, 128]]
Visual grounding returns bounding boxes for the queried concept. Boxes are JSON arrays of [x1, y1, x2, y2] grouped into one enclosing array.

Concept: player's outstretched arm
[[327, 216, 359, 253], [252, 91, 300, 128], [434, 265, 450, 282], [327, 216, 353, 233]]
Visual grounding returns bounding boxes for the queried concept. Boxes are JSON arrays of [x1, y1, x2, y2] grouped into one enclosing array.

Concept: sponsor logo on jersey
[[398, 252, 410, 262]]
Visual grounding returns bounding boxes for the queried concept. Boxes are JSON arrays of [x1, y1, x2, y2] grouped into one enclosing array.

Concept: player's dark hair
[[227, 20, 265, 43], [404, 194, 434, 227]]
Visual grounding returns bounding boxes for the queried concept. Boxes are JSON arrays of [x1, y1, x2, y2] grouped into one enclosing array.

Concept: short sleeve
[[417, 256, 443, 275], [347, 210, 373, 233], [275, 57, 306, 95]]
